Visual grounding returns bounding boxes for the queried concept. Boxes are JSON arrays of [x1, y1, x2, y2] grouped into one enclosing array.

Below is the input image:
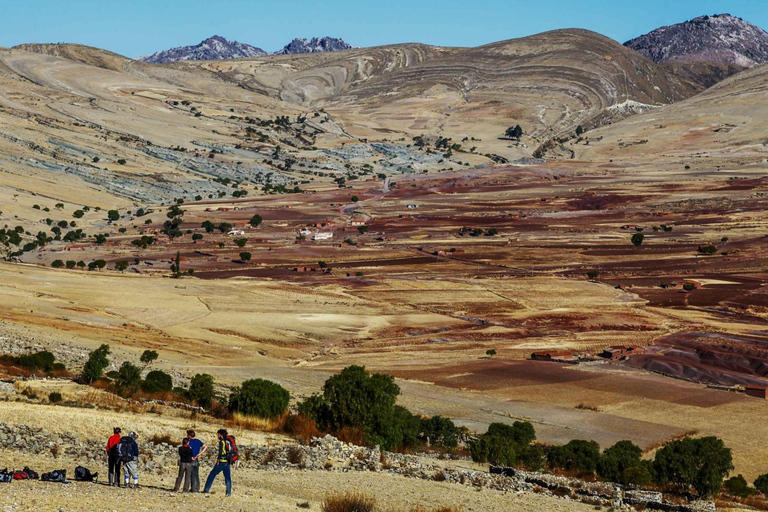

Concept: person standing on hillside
[[119, 430, 140, 489], [106, 427, 122, 486], [186, 429, 207, 492], [202, 429, 233, 496], [173, 438, 193, 492]]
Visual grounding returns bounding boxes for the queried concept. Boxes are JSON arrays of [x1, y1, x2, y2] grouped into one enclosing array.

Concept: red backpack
[[225, 435, 238, 463]]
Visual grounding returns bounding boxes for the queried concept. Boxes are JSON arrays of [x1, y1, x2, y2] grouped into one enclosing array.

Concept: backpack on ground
[[12, 470, 28, 480], [116, 437, 133, 462], [41, 469, 66, 483], [74, 466, 98, 482], [0, 469, 12, 483], [225, 435, 238, 463], [23, 467, 39, 480]]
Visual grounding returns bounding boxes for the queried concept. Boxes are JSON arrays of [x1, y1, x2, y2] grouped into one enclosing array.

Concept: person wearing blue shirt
[[186, 429, 207, 492]]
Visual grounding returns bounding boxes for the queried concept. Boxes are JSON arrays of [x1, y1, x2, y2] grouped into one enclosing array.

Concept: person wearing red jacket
[[106, 427, 122, 486]]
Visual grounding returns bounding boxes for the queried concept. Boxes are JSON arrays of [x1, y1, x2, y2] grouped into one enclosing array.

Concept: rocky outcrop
[[625, 14, 768, 67], [140, 36, 266, 63], [275, 37, 353, 55]]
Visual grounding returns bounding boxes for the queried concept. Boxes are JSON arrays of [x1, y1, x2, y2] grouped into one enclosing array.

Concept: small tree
[[631, 233, 644, 247], [107, 210, 120, 222], [547, 439, 601, 474], [81, 344, 111, 383], [587, 270, 600, 281], [51, 259, 65, 268], [420, 416, 458, 448], [234, 238, 248, 248], [250, 215, 263, 227], [239, 251, 252, 261], [653, 436, 733, 498], [228, 378, 290, 419], [188, 373, 215, 408], [115, 260, 129, 272], [318, 261, 328, 268], [140, 349, 159, 367], [486, 349, 497, 356], [597, 440, 642, 484], [576, 125, 584, 136], [115, 361, 142, 395], [351, 196, 359, 203]]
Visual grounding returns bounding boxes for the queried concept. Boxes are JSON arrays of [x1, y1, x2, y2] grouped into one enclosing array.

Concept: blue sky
[[2, 0, 766, 58]]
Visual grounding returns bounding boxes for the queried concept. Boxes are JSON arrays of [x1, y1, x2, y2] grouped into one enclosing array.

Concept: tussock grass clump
[[229, 411, 287, 432], [321, 491, 376, 512]]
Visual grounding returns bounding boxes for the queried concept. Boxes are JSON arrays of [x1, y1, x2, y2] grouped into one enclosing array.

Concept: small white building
[[227, 230, 245, 236], [313, 232, 333, 241]]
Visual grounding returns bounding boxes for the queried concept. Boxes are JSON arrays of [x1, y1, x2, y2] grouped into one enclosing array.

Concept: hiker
[[118, 431, 140, 489], [106, 427, 122, 486], [173, 438, 193, 492], [202, 429, 234, 496], [187, 429, 207, 492]]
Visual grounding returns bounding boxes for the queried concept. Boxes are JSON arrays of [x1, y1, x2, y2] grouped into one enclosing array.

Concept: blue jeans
[[203, 462, 231, 495]]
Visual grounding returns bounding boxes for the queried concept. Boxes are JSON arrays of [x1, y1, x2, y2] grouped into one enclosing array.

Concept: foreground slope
[[573, 61, 768, 162]]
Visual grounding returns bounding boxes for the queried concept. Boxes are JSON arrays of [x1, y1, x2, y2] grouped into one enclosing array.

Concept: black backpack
[[116, 437, 133, 462], [41, 469, 66, 483], [0, 469, 11, 483], [75, 466, 98, 482], [23, 467, 39, 480]]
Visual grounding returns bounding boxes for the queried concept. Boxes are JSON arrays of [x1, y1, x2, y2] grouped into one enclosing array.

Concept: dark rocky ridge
[[624, 14, 768, 67], [140, 35, 267, 63], [275, 37, 353, 55]]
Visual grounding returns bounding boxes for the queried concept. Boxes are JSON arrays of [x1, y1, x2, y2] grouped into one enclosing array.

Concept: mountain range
[[140, 35, 353, 63]]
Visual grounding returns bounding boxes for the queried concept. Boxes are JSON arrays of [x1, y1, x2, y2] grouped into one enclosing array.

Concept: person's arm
[[193, 442, 208, 461]]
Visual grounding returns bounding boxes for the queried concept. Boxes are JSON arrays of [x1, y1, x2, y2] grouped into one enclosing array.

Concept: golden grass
[[321, 491, 376, 512]]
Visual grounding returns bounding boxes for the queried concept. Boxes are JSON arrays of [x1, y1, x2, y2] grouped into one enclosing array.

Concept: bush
[[754, 473, 768, 495], [321, 491, 375, 512], [142, 370, 173, 393], [107, 210, 120, 221], [724, 474, 754, 498], [653, 436, 733, 498], [239, 251, 252, 261], [622, 463, 654, 487], [81, 344, 110, 383], [421, 416, 458, 448], [250, 215, 263, 227], [188, 373, 215, 408], [228, 378, 290, 419], [48, 392, 63, 403], [631, 233, 644, 247], [51, 260, 65, 268], [597, 440, 642, 483], [114, 260, 129, 272], [471, 421, 537, 468], [10, 351, 58, 372], [547, 440, 601, 474]]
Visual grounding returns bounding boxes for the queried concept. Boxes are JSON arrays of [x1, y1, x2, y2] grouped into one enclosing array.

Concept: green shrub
[[142, 370, 173, 393], [229, 378, 290, 419], [754, 473, 768, 495], [470, 421, 537, 468], [547, 439, 601, 474], [597, 440, 642, 483], [48, 392, 63, 403], [724, 474, 754, 498]]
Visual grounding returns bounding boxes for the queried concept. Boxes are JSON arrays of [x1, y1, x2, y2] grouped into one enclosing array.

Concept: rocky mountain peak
[[624, 13, 768, 67]]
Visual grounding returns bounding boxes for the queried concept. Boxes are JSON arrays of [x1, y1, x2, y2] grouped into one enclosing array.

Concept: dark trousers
[[174, 462, 192, 492], [108, 455, 121, 485], [203, 462, 231, 495], [190, 460, 201, 492]]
